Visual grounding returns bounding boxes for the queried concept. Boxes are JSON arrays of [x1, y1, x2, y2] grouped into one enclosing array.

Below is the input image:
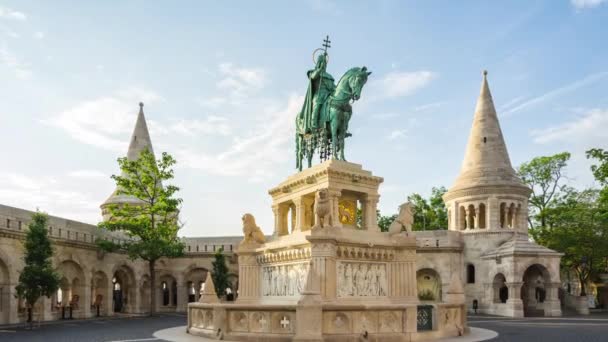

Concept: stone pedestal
[[187, 160, 467, 341]]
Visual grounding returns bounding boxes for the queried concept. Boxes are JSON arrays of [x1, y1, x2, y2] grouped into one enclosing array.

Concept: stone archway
[[417, 268, 442, 302], [112, 265, 136, 314], [91, 270, 109, 316], [493, 273, 508, 304], [184, 267, 208, 303], [57, 260, 85, 318], [521, 264, 551, 317], [158, 274, 177, 311], [0, 256, 10, 324]]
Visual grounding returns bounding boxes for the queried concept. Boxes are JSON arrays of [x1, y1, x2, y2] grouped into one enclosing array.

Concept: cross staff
[[322, 35, 331, 54]]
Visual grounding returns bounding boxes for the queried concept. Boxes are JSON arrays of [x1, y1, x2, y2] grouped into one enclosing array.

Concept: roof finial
[[483, 69, 488, 77]]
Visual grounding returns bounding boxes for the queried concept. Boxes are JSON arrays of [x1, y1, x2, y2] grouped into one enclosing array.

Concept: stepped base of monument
[[188, 301, 466, 341]]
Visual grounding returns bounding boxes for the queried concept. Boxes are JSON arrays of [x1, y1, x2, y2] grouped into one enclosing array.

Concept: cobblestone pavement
[[0, 313, 185, 342], [2, 312, 608, 342], [469, 313, 608, 341]]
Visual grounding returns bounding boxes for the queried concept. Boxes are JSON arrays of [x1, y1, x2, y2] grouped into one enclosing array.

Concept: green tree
[[518, 152, 571, 228], [587, 148, 608, 209], [408, 186, 448, 230], [211, 247, 232, 298], [531, 188, 608, 296], [97, 149, 184, 315], [355, 209, 396, 232], [16, 212, 60, 328], [378, 212, 397, 232]]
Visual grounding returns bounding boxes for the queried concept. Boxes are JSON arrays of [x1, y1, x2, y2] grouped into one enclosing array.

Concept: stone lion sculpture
[[388, 202, 414, 235], [241, 213, 265, 244], [313, 189, 332, 228]]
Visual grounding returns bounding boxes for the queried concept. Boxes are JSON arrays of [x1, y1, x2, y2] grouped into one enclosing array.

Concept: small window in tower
[[483, 137, 487, 143], [467, 264, 476, 284]]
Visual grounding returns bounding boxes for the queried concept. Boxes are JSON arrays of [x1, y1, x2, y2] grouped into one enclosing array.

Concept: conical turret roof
[[101, 103, 155, 211], [126, 102, 155, 161], [449, 71, 527, 192]]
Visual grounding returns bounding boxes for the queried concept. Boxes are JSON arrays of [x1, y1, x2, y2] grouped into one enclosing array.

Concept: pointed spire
[[101, 102, 156, 218], [126, 102, 154, 161], [450, 71, 526, 191], [199, 272, 219, 303]]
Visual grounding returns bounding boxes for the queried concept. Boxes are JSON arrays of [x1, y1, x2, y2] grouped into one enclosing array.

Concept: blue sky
[[1, 0, 607, 237]]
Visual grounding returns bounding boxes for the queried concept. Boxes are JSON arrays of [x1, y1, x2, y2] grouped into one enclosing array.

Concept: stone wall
[[0, 204, 240, 325]]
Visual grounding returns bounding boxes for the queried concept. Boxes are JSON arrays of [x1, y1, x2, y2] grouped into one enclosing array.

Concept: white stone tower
[[443, 71, 531, 233], [100, 102, 155, 220]]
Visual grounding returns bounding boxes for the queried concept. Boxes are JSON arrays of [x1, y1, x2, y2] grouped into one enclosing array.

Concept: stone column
[[364, 194, 380, 231], [465, 207, 472, 230], [520, 201, 529, 232], [488, 197, 499, 229], [302, 197, 314, 231], [544, 282, 562, 317], [328, 189, 342, 228], [133, 279, 142, 314], [272, 204, 279, 236], [272, 204, 289, 236], [82, 272, 92, 318], [473, 205, 479, 229], [8, 285, 19, 323], [236, 250, 260, 302], [505, 282, 524, 317], [176, 277, 187, 312], [40, 296, 53, 321], [104, 280, 113, 316], [293, 197, 305, 232], [449, 202, 458, 230]]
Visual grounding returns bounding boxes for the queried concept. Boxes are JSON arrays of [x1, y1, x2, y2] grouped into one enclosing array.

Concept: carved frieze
[[336, 245, 394, 261], [262, 263, 310, 296], [337, 262, 388, 297], [257, 248, 311, 264]]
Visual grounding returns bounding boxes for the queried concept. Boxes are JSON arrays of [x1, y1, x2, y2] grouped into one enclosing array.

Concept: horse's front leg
[[340, 114, 349, 160], [331, 109, 339, 160], [296, 134, 302, 171]]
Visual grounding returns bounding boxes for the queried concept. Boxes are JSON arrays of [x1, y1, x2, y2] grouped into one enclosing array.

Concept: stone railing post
[[236, 248, 260, 302]]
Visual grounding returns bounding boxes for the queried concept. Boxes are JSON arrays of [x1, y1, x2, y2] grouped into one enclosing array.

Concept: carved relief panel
[[261, 263, 310, 297], [337, 262, 388, 297]]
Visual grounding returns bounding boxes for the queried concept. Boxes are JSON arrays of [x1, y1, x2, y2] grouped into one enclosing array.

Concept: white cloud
[[33, 31, 45, 39], [68, 170, 108, 179], [387, 129, 408, 140], [502, 72, 608, 116], [414, 102, 442, 112], [161, 116, 232, 137], [531, 108, 608, 145], [0, 6, 27, 20], [372, 71, 437, 99], [176, 94, 302, 181], [571, 0, 606, 9], [0, 172, 108, 224], [196, 96, 227, 109], [0, 46, 32, 79], [43, 87, 164, 152], [217, 62, 267, 95]]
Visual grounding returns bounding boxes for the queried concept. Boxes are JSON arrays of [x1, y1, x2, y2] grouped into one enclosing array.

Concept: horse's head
[[349, 66, 372, 101]]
